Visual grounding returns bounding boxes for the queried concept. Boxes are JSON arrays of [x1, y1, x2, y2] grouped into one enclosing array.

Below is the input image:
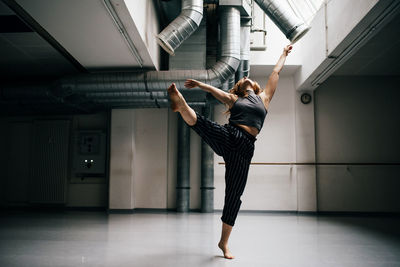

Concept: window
[[287, 0, 325, 25]]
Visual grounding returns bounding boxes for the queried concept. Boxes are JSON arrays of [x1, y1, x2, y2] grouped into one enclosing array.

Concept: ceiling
[[0, 0, 399, 95], [0, 0, 155, 83], [0, 1, 79, 82], [332, 9, 400, 76], [2, 0, 400, 81]]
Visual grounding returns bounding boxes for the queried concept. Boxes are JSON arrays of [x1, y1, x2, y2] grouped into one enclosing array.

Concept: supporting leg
[[218, 222, 234, 259], [218, 153, 252, 259], [167, 83, 197, 126]]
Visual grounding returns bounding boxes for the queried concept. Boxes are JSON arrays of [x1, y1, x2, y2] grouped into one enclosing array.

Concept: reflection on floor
[[0, 211, 400, 267]]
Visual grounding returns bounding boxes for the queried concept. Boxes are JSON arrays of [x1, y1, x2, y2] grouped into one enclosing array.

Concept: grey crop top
[[228, 89, 267, 132]]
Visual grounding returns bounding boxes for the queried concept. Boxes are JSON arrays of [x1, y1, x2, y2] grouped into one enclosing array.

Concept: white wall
[[293, 3, 327, 91], [315, 76, 400, 212], [213, 76, 302, 211], [133, 109, 168, 208], [326, 0, 378, 55], [109, 109, 135, 209], [250, 4, 302, 66], [108, 76, 400, 213], [109, 108, 169, 210], [295, 89, 317, 212]]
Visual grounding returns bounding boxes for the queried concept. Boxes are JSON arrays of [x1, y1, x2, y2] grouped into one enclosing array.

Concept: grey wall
[[0, 112, 108, 208], [315, 76, 400, 212], [67, 113, 108, 208], [0, 121, 7, 205]]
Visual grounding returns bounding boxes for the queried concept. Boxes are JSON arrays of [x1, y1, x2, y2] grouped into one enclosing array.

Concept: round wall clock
[[300, 93, 312, 104]]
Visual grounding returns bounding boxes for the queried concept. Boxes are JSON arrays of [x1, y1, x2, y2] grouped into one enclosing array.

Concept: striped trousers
[[189, 112, 256, 226]]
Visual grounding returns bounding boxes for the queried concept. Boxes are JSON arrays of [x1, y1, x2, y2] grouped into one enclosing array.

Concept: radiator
[[30, 120, 70, 204]]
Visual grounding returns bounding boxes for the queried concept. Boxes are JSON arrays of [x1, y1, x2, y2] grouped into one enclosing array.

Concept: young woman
[[167, 45, 293, 259]]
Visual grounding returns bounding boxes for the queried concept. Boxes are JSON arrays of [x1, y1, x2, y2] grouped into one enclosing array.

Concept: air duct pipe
[[84, 91, 167, 100], [4, 7, 240, 110], [254, 0, 310, 44], [156, 0, 204, 55], [2, 85, 54, 100], [59, 7, 240, 98], [93, 99, 169, 109], [236, 18, 251, 82]]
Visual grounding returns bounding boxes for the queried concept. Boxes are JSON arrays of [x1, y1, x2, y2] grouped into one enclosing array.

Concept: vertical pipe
[[201, 104, 214, 213], [236, 18, 251, 82], [176, 115, 191, 212]]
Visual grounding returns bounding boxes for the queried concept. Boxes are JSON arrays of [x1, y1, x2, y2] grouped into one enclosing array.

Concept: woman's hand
[[184, 79, 202, 89], [283, 45, 293, 56]]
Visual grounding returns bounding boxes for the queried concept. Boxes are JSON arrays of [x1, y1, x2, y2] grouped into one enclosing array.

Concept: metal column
[[176, 115, 191, 212], [200, 104, 215, 212]]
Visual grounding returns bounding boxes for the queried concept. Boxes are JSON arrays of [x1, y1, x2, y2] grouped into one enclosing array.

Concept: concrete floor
[[0, 211, 400, 267]]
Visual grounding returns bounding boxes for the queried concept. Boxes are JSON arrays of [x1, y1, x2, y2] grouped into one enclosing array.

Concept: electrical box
[[71, 131, 106, 183]]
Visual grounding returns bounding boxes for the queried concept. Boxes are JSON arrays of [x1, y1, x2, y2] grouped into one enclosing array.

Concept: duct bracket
[[219, 0, 251, 16]]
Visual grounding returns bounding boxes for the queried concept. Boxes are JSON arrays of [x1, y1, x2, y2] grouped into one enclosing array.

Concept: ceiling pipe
[[98, 100, 205, 109], [236, 17, 251, 82], [84, 91, 167, 100], [59, 6, 240, 95], [1, 85, 53, 100], [253, 0, 310, 44], [156, 0, 204, 56], [0, 85, 92, 113], [2, 6, 241, 110]]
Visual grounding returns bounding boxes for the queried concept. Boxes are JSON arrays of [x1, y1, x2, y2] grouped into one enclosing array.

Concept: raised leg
[[167, 83, 197, 126]]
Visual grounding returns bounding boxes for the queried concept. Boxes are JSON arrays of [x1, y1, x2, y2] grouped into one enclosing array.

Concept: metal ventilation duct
[[254, 0, 310, 44], [59, 7, 240, 102], [236, 17, 251, 82], [2, 7, 241, 110], [156, 0, 204, 55]]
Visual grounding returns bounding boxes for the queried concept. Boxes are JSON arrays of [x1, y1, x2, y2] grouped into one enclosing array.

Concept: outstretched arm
[[260, 45, 292, 107], [184, 79, 237, 108]]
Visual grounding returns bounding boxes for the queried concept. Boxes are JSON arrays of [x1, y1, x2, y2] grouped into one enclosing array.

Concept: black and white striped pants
[[189, 112, 256, 226]]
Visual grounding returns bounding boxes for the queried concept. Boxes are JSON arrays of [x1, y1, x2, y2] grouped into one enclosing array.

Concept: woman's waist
[[228, 122, 258, 140]]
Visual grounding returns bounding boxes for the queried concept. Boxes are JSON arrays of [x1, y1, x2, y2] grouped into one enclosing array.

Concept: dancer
[[167, 45, 292, 259]]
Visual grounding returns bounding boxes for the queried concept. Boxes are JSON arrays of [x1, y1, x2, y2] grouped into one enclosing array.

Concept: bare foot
[[167, 83, 185, 112], [218, 242, 234, 259]]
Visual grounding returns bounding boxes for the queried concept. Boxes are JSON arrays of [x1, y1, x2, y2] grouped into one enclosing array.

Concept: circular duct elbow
[[156, 0, 204, 55], [254, 0, 311, 44], [288, 24, 310, 44]]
